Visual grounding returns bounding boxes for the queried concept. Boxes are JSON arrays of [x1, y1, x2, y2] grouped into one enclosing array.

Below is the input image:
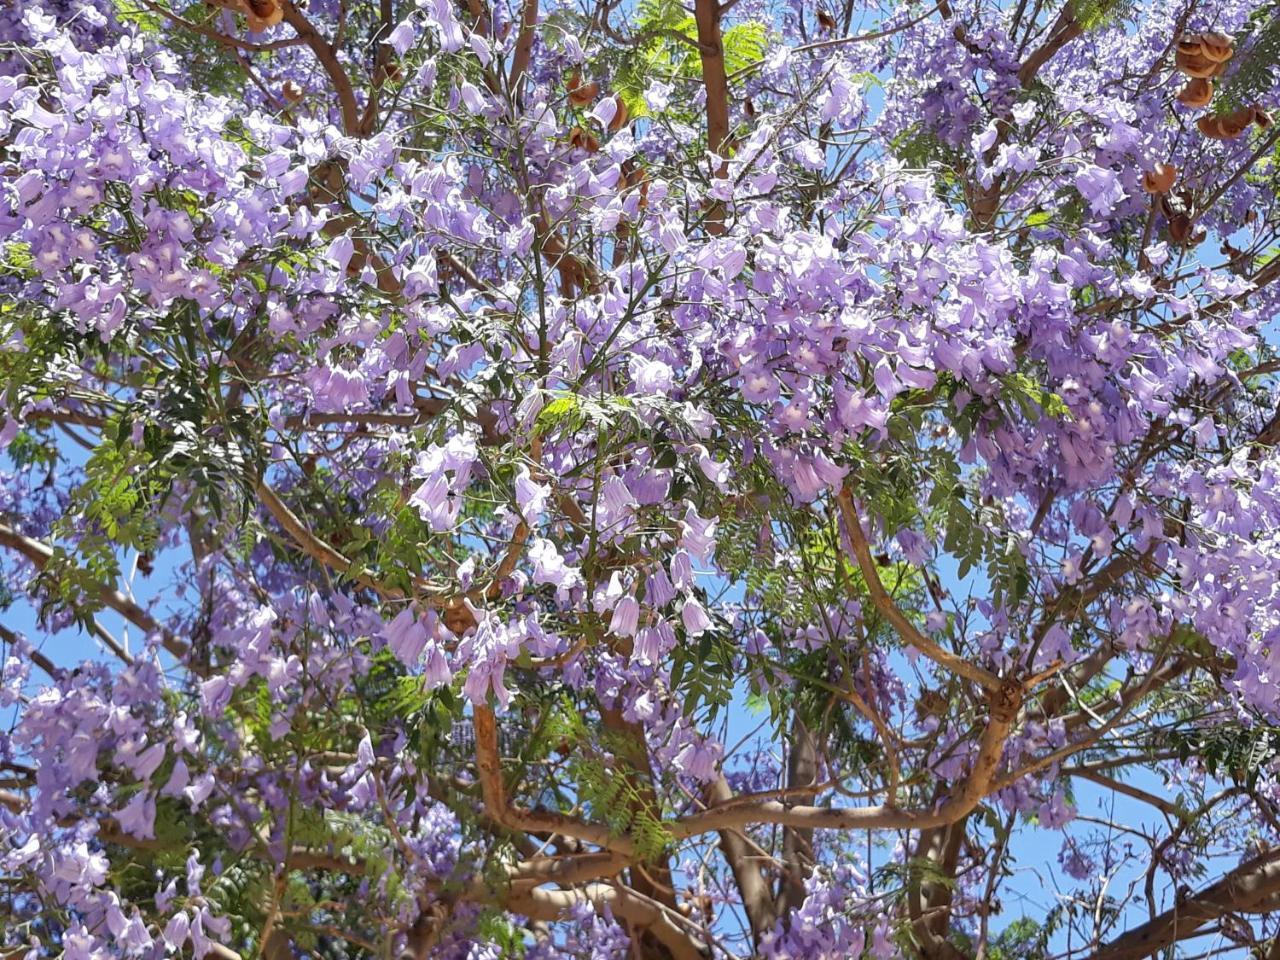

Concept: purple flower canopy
[[2, 0, 1280, 957]]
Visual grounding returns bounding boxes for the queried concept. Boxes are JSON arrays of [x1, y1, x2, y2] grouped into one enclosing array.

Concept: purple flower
[[1074, 164, 1126, 217], [385, 18, 416, 55], [382, 608, 429, 666], [609, 594, 640, 637], [681, 598, 712, 636], [514, 466, 550, 524], [114, 791, 156, 840], [630, 356, 675, 396]]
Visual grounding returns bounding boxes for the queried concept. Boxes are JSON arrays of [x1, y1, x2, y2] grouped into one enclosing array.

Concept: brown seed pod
[[817, 9, 837, 31], [1142, 162, 1177, 194], [282, 80, 303, 103], [1256, 107, 1273, 130], [1177, 77, 1213, 108], [1176, 47, 1220, 79], [607, 95, 629, 132], [567, 74, 599, 106], [1200, 31, 1234, 62], [442, 602, 477, 635], [1167, 213, 1204, 246], [245, 0, 282, 29], [1196, 115, 1230, 139], [1199, 105, 1257, 139], [1175, 35, 1205, 57], [569, 126, 600, 152], [744, 97, 756, 118]]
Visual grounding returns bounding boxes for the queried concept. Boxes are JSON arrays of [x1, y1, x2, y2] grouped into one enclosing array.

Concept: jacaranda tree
[[5, 0, 1280, 956]]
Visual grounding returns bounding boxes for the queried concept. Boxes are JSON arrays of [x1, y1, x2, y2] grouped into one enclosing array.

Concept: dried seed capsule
[[1175, 35, 1206, 57], [1167, 213, 1204, 246], [1199, 106, 1256, 139], [567, 74, 599, 106], [1177, 77, 1213, 108], [1176, 48, 1219, 78], [1199, 31, 1234, 62], [1142, 163, 1177, 194], [246, 0, 282, 29], [608, 95, 629, 132]]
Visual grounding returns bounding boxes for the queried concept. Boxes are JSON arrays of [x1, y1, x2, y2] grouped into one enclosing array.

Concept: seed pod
[[608, 95, 629, 132], [1176, 47, 1220, 78], [1200, 31, 1234, 62], [569, 126, 599, 152], [1175, 35, 1205, 57], [1167, 212, 1204, 246], [282, 80, 303, 103], [1159, 190, 1189, 219], [1256, 107, 1273, 130], [567, 74, 599, 106], [1177, 77, 1213, 108], [1199, 105, 1257, 139], [246, 0, 282, 29], [1142, 162, 1177, 194], [817, 9, 836, 31], [744, 97, 756, 118]]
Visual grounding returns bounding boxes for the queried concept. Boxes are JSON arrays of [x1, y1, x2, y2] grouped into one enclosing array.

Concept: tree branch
[[472, 705, 635, 855], [835, 489, 1001, 692], [281, 0, 362, 135], [0, 525, 189, 662], [694, 0, 730, 234], [1083, 850, 1280, 960], [671, 678, 1021, 838]]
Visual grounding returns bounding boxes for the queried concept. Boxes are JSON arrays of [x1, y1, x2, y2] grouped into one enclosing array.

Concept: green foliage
[[1000, 372, 1072, 423], [984, 917, 1049, 960], [1217, 6, 1280, 114], [535, 389, 648, 438], [112, 1, 249, 97], [669, 619, 738, 719], [473, 911, 528, 958], [1170, 719, 1280, 788], [0, 240, 35, 278], [610, 0, 768, 129], [547, 703, 675, 861], [1068, 0, 1137, 31]]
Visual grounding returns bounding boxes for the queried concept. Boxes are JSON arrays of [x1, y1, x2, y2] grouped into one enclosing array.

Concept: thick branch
[[1016, 6, 1082, 87], [1083, 850, 1280, 960], [672, 680, 1020, 838], [836, 489, 1001, 692], [707, 775, 776, 946], [257, 482, 406, 601], [472, 705, 634, 855], [775, 719, 816, 917], [509, 0, 540, 95], [693, 0, 730, 158], [282, 1, 362, 135], [509, 883, 708, 960], [694, 0, 730, 234]]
